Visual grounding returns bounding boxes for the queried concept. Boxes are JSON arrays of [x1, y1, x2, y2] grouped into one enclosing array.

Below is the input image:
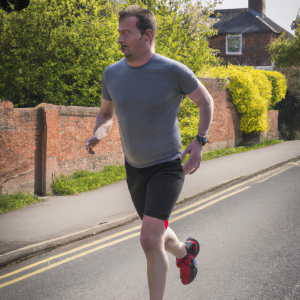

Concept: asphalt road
[[1, 162, 300, 300]]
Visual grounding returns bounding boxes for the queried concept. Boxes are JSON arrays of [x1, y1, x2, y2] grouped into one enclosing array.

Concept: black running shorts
[[125, 158, 185, 221]]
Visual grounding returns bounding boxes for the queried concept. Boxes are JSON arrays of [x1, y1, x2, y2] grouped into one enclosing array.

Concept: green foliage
[[178, 96, 199, 148], [198, 65, 287, 133], [124, 0, 222, 74], [275, 88, 300, 140], [0, 0, 122, 107], [52, 165, 126, 195], [0, 193, 40, 214], [273, 66, 300, 141], [269, 28, 300, 67], [0, 0, 221, 107]]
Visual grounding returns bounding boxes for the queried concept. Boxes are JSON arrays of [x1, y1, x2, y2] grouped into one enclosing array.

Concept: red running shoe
[[176, 237, 200, 285]]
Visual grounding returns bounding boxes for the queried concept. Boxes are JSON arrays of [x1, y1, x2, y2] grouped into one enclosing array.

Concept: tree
[[0, 0, 30, 13], [0, 0, 221, 107], [269, 25, 300, 68], [269, 25, 300, 140], [124, 0, 221, 74], [0, 0, 122, 107]]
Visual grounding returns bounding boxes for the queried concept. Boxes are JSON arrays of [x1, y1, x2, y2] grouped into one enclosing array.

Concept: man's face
[[117, 16, 148, 59]]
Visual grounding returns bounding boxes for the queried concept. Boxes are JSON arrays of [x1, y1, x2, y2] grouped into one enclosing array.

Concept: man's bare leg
[[140, 215, 186, 300], [164, 226, 187, 258]]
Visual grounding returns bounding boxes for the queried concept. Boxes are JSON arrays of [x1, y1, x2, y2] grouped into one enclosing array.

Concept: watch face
[[196, 135, 207, 146]]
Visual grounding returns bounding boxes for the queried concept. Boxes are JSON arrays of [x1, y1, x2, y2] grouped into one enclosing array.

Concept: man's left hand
[[180, 139, 202, 175]]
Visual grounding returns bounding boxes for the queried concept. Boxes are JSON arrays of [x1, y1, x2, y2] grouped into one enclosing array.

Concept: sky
[[214, 0, 299, 34]]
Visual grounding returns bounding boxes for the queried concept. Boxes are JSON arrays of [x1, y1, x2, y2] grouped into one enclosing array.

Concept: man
[[86, 5, 214, 300]]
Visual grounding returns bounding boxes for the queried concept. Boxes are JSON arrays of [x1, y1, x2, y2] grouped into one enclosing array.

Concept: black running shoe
[[176, 237, 200, 285]]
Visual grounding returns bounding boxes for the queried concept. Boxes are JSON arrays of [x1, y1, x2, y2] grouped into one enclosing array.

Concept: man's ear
[[145, 29, 153, 42]]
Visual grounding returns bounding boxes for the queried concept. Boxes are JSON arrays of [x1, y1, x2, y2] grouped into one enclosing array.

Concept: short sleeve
[[174, 63, 199, 95], [101, 69, 112, 101]]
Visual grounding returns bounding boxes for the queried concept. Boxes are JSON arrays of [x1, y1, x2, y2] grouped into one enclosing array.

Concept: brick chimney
[[249, 0, 266, 18]]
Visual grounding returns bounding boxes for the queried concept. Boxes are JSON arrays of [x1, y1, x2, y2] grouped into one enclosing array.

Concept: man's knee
[[140, 233, 162, 252], [140, 215, 165, 252]]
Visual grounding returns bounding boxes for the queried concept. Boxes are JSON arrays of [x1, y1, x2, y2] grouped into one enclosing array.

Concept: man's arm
[[181, 79, 214, 175], [86, 99, 115, 151]]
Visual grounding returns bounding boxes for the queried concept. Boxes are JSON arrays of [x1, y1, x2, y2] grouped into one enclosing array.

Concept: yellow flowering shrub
[[178, 96, 199, 148], [263, 70, 287, 108], [197, 65, 287, 133]]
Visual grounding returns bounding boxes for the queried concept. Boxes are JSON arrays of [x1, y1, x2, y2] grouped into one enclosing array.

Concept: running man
[[86, 5, 214, 300]]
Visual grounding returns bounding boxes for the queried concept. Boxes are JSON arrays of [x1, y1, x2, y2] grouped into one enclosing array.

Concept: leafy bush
[[269, 29, 300, 68], [275, 89, 300, 140], [0, 193, 40, 214], [197, 65, 287, 133], [263, 70, 288, 109], [178, 96, 199, 148]]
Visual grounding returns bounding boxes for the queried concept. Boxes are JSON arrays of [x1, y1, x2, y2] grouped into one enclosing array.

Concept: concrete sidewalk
[[1, 140, 300, 266]]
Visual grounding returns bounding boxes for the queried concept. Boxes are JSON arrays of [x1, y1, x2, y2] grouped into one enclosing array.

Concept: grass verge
[[52, 165, 126, 196], [52, 138, 283, 196], [0, 193, 41, 214], [1, 139, 285, 213], [183, 138, 284, 163]]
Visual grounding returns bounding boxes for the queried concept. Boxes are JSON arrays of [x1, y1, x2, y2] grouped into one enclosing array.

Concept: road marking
[[288, 161, 300, 167], [0, 186, 250, 288], [172, 182, 252, 216], [0, 232, 140, 289], [170, 186, 250, 223], [0, 180, 254, 280], [0, 225, 142, 280], [257, 166, 294, 183], [0, 163, 292, 283]]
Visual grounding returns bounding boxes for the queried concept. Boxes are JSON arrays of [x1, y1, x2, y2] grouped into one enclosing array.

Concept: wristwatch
[[196, 134, 208, 146]]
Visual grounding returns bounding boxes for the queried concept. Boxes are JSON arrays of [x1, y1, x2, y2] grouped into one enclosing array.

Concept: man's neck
[[126, 50, 153, 67]]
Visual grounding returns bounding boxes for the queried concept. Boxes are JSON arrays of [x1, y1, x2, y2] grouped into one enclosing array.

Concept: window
[[226, 34, 242, 55]]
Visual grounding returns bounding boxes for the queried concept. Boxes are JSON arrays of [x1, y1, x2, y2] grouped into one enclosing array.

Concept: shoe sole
[[180, 258, 198, 285]]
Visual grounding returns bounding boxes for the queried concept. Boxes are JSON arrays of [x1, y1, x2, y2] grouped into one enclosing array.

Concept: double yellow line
[[1, 163, 295, 289], [0, 185, 251, 288]]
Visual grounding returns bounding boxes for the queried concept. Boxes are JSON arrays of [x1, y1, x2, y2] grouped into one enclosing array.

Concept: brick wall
[[0, 78, 279, 195], [199, 78, 243, 151], [209, 33, 278, 66], [0, 102, 123, 195], [0, 101, 39, 194]]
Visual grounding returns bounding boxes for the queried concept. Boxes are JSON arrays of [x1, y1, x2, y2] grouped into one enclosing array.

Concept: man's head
[[118, 5, 156, 60]]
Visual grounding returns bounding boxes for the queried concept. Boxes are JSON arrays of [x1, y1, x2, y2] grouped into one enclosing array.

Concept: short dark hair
[[118, 5, 156, 42]]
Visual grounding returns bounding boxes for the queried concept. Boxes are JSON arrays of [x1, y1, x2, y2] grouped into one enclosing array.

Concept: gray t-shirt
[[101, 53, 198, 168]]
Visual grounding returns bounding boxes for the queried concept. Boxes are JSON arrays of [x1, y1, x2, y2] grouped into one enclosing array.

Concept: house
[[208, 0, 294, 67]]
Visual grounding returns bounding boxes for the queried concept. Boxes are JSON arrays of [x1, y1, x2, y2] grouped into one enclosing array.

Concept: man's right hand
[[86, 99, 115, 154], [86, 136, 100, 153]]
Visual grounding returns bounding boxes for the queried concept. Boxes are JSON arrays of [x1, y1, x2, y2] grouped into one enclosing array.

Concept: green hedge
[[197, 65, 287, 133]]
